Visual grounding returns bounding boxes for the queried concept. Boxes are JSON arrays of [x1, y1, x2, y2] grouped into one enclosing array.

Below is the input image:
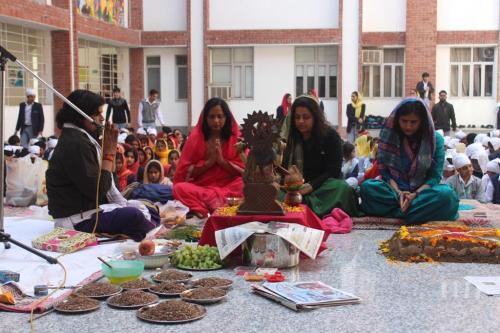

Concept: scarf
[[281, 94, 291, 117], [144, 159, 171, 185], [155, 148, 169, 166], [108, 97, 125, 108], [377, 98, 436, 191], [173, 110, 243, 185], [355, 135, 371, 158], [63, 123, 127, 206], [352, 98, 363, 119], [284, 134, 304, 174]]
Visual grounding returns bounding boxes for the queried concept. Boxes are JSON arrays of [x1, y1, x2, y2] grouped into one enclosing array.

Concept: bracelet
[[103, 154, 115, 162]]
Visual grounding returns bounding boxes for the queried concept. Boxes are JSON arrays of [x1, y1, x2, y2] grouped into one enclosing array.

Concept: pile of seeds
[[149, 282, 187, 294], [108, 290, 158, 307], [182, 287, 226, 300], [154, 269, 192, 282], [192, 277, 232, 288], [56, 297, 99, 311], [138, 300, 204, 321], [75, 282, 120, 297], [121, 278, 153, 290]]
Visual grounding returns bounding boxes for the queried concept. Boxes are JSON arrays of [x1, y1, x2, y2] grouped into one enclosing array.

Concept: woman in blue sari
[[359, 98, 458, 224]]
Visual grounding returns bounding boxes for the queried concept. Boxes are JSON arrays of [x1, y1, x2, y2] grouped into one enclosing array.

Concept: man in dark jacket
[[431, 90, 456, 136], [105, 87, 130, 129], [15, 88, 44, 148], [416, 72, 434, 107]]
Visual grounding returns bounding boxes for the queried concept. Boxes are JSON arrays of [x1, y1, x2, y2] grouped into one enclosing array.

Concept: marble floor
[[1, 230, 499, 333]]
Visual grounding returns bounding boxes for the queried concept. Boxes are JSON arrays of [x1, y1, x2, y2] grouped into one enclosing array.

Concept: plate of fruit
[[170, 245, 224, 271]]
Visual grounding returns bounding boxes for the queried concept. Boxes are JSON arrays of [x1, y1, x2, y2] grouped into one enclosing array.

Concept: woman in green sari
[[281, 96, 359, 217], [359, 98, 458, 224]]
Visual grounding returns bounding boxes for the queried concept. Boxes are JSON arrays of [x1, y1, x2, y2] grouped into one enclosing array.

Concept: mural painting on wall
[[76, 0, 126, 27]]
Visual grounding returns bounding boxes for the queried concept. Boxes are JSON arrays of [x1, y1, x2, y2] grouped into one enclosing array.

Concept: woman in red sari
[[173, 97, 244, 217]]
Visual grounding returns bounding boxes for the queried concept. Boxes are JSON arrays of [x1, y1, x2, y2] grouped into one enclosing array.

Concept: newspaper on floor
[[464, 276, 500, 296], [251, 281, 361, 311], [214, 221, 325, 259]]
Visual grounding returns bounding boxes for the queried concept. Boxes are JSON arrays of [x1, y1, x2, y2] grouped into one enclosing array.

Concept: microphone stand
[[0, 45, 101, 264]]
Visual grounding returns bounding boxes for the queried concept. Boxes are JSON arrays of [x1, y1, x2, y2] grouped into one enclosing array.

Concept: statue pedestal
[[238, 183, 285, 215]]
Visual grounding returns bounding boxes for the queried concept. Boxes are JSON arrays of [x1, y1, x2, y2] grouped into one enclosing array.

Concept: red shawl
[[117, 153, 134, 190], [281, 93, 291, 117], [173, 111, 244, 186]]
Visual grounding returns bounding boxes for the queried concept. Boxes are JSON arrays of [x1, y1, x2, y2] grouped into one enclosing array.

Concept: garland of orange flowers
[[215, 204, 304, 217]]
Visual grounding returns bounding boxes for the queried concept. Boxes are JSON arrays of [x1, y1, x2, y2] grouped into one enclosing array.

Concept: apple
[[138, 240, 155, 256]]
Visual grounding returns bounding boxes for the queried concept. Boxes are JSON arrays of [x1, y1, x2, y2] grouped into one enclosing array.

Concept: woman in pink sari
[[173, 97, 244, 217]]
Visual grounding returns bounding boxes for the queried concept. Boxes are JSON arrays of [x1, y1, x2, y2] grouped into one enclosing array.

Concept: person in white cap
[[146, 127, 157, 143], [482, 159, 500, 203], [455, 130, 466, 141], [445, 154, 485, 202], [15, 88, 44, 148], [487, 137, 500, 160]]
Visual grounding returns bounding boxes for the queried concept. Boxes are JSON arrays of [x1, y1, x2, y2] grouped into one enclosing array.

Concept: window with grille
[[449, 47, 494, 98], [0, 23, 49, 106], [78, 39, 120, 99], [295, 46, 338, 99], [210, 48, 253, 99], [362, 48, 404, 98]]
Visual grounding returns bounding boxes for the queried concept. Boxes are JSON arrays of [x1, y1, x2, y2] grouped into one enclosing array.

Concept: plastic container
[[101, 260, 144, 284]]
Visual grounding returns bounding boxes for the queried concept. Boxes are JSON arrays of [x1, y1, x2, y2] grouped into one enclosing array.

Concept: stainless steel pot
[[242, 232, 300, 268]]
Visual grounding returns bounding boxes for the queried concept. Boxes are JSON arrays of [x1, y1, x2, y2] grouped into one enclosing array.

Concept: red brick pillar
[[129, 0, 143, 128], [129, 0, 143, 30], [405, 0, 437, 99], [129, 49, 144, 127], [51, 31, 77, 114]]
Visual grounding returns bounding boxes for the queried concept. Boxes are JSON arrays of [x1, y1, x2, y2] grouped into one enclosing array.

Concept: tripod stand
[[0, 45, 101, 264]]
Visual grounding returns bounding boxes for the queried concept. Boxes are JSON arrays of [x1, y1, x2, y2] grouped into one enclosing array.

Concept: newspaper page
[[214, 221, 324, 259], [261, 281, 360, 306]]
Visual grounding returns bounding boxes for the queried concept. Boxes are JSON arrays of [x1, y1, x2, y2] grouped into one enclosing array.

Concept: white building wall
[[362, 0, 406, 32], [143, 47, 188, 127], [435, 46, 497, 126], [225, 45, 339, 126], [342, 0, 359, 127], [3, 106, 55, 138], [437, 0, 499, 31], [143, 0, 187, 31], [116, 47, 130, 102], [190, 0, 205, 126], [362, 99, 401, 118], [225, 46, 295, 124], [209, 0, 339, 30]]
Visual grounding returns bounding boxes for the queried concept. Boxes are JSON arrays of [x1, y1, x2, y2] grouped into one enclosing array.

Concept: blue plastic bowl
[[101, 260, 144, 284]]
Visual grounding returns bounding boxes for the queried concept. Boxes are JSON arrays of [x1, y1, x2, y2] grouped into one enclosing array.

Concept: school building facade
[[1, 0, 500, 136]]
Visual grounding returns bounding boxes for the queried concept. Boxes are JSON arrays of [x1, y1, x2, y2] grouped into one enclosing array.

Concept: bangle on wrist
[[103, 154, 115, 162]]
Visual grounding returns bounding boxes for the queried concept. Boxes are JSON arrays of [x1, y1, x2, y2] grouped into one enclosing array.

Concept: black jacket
[[346, 103, 366, 133], [431, 101, 456, 131], [416, 81, 434, 101], [16, 102, 44, 133], [46, 127, 112, 218], [106, 98, 131, 124]]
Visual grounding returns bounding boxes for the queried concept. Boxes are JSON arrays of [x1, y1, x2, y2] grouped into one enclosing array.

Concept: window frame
[[145, 55, 162, 100], [361, 47, 405, 99], [78, 39, 120, 99], [175, 55, 188, 101], [449, 46, 495, 98], [0, 23, 49, 106], [294, 46, 338, 99], [210, 47, 254, 100]]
